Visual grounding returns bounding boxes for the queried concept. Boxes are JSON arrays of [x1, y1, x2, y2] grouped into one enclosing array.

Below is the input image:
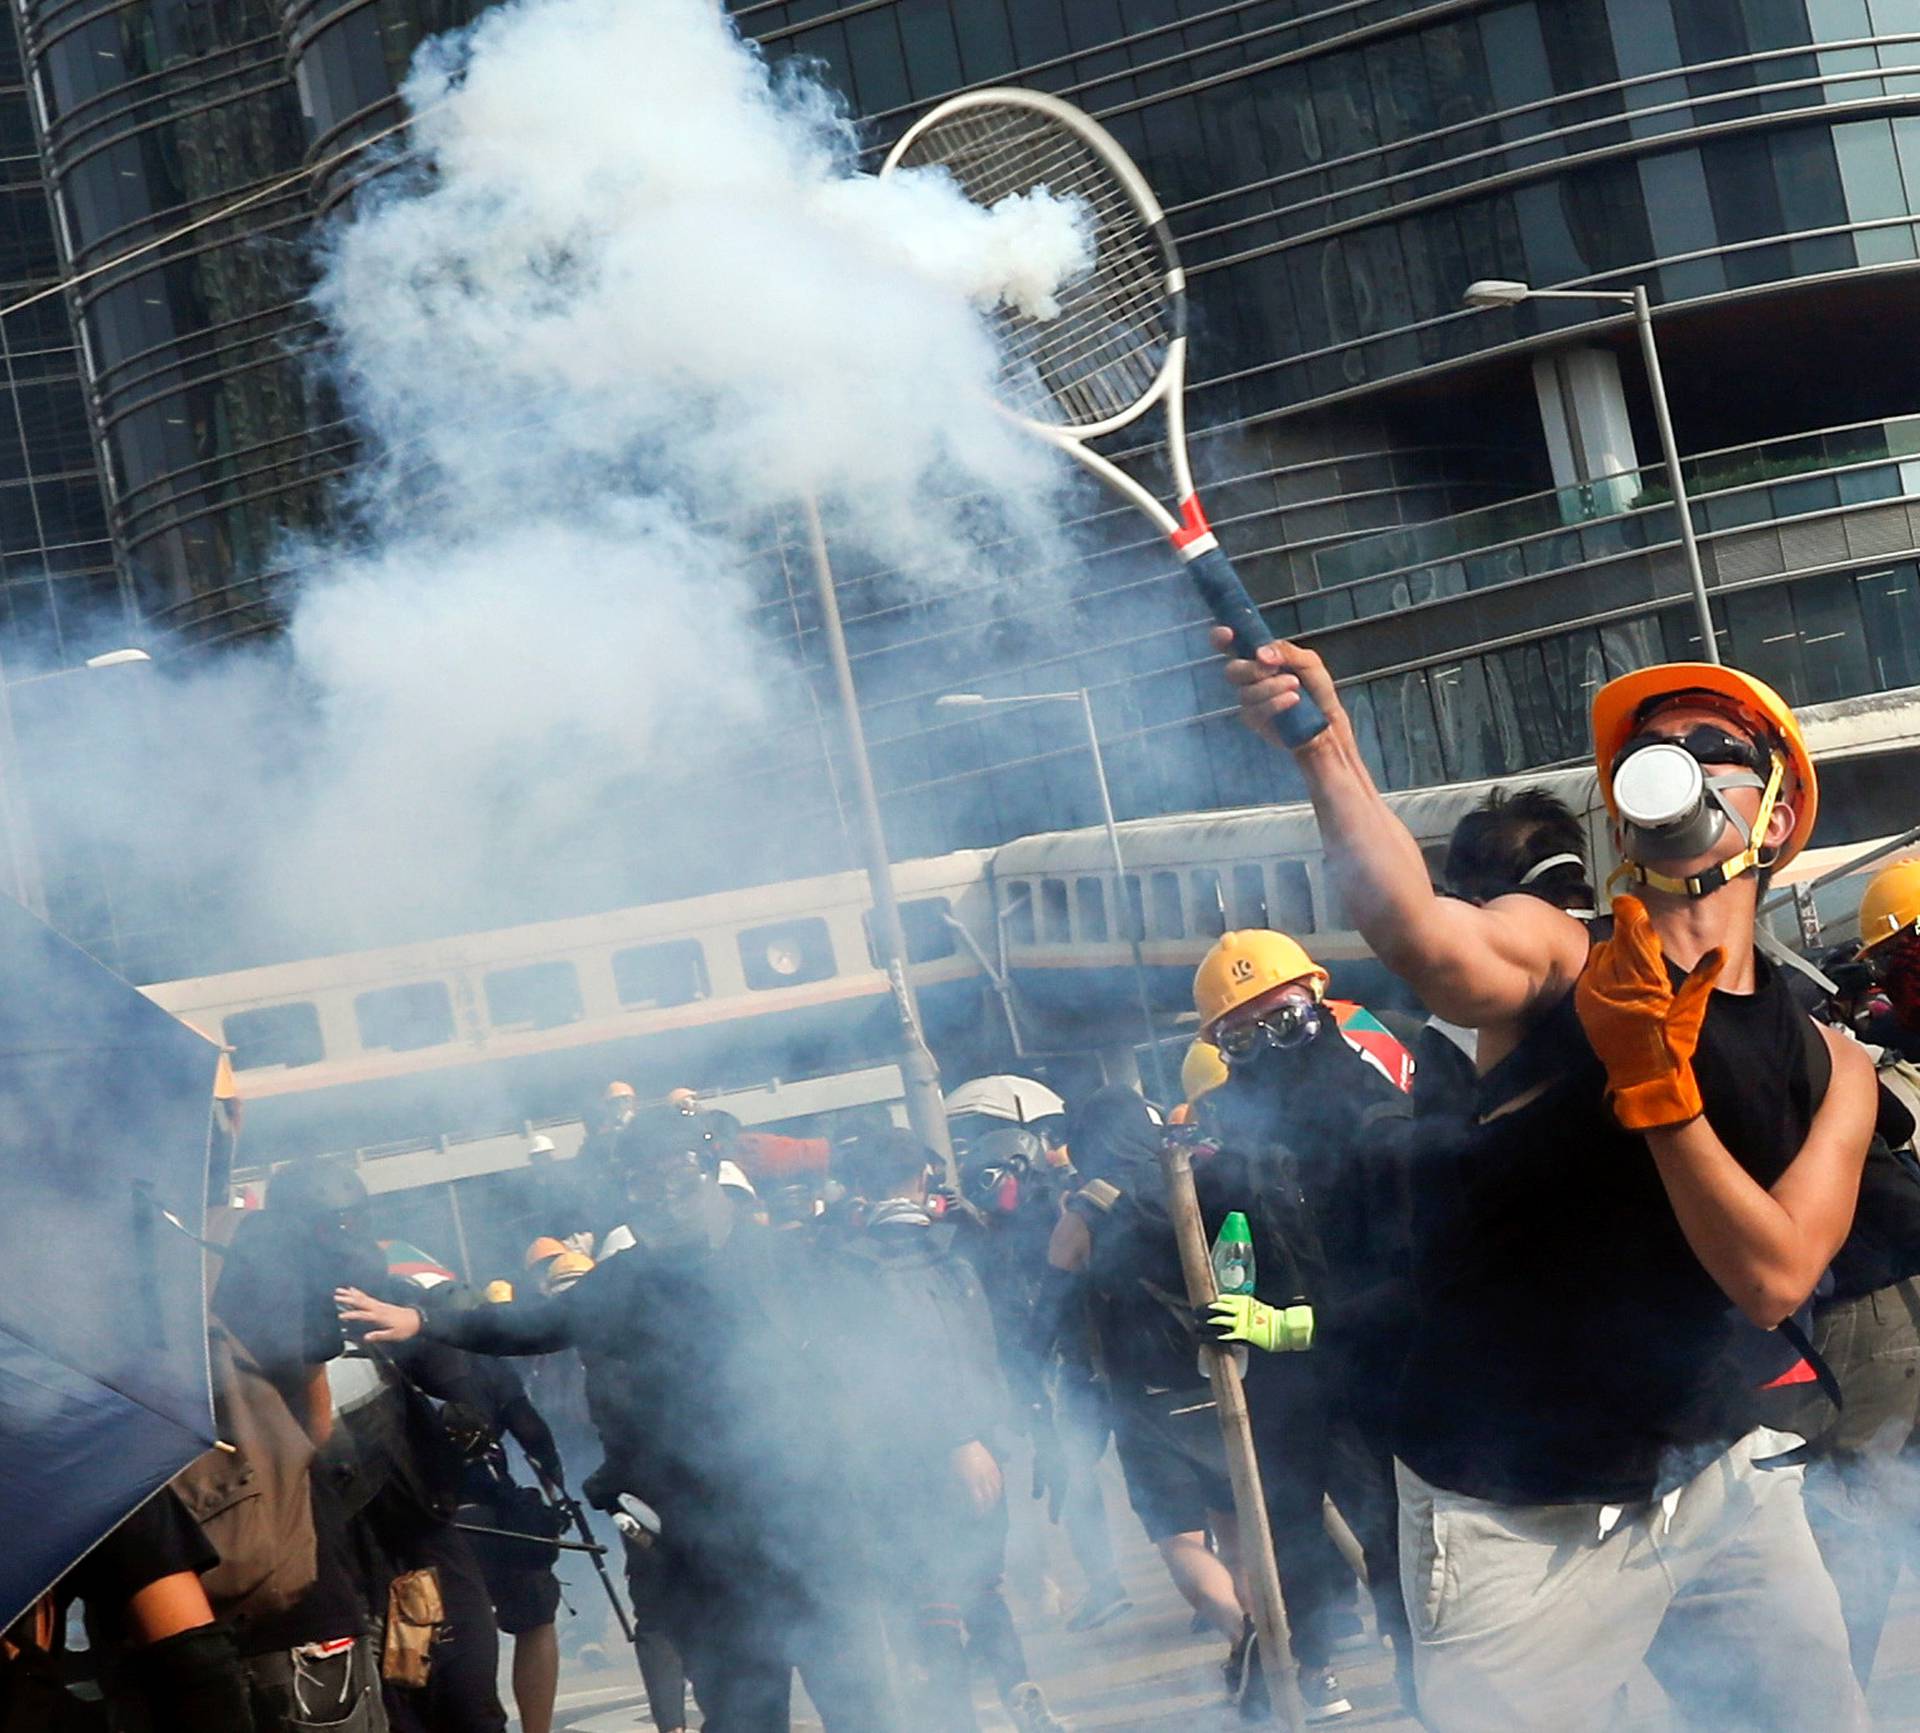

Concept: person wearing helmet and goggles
[[954, 1123, 1132, 1640], [1194, 930, 1418, 1720], [1218, 634, 1873, 1732], [1854, 860, 1920, 1060]]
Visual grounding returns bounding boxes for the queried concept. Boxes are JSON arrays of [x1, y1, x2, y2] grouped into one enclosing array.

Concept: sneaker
[[1298, 1668, 1353, 1722], [1065, 1580, 1132, 1632], [1222, 1617, 1254, 1698], [1237, 1631, 1271, 1722], [1006, 1680, 1069, 1732]]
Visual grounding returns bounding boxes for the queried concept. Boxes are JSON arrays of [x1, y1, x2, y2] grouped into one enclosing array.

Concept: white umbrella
[[943, 1074, 1066, 1125]]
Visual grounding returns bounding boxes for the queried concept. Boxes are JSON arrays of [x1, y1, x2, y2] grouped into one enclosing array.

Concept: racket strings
[[894, 106, 1170, 430]]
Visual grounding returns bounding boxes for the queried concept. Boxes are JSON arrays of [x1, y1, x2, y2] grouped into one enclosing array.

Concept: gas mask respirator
[[1609, 723, 1783, 900]]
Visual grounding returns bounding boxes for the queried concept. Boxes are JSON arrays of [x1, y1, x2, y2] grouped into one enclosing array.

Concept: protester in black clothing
[[1, 1488, 251, 1733], [211, 1180, 394, 1733], [251, 1161, 507, 1733], [822, 1129, 1066, 1733], [1047, 1088, 1251, 1658], [337, 1110, 900, 1733], [1219, 640, 1872, 1728], [954, 1127, 1129, 1634], [1414, 789, 1604, 1225], [436, 1323, 567, 1733], [1191, 930, 1417, 1721]]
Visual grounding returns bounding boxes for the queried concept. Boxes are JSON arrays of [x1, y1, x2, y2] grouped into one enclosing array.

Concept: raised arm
[[1647, 1025, 1874, 1326], [1215, 630, 1588, 1026]]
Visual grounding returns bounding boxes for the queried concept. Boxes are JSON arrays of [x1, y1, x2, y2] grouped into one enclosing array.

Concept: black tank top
[[1395, 952, 1829, 1504]]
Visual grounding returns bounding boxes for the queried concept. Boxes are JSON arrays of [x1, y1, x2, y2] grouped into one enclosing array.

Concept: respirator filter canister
[[1613, 740, 1728, 862]]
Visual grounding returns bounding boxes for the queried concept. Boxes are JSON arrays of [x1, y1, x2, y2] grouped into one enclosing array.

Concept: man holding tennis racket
[[1215, 632, 1868, 1730]]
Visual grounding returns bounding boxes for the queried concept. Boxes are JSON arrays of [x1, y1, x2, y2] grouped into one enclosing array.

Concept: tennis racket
[[881, 87, 1328, 746]]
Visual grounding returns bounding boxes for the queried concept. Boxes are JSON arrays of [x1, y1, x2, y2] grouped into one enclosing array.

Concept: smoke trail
[[24, 0, 1094, 970]]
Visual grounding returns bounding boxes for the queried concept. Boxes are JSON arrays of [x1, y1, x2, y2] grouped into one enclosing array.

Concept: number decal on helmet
[[1230, 957, 1255, 982]]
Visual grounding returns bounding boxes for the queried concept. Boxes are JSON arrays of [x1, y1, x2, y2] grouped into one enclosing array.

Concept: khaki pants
[[1396, 1429, 1863, 1731]]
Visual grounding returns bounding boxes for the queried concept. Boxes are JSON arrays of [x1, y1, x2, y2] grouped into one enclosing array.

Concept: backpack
[[169, 1318, 318, 1634]]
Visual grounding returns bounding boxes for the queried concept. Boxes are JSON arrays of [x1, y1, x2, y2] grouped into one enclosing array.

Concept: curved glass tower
[[740, 0, 1920, 822], [17, 0, 329, 647]]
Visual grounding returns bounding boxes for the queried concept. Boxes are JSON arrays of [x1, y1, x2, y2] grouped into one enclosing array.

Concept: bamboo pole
[[1159, 1138, 1301, 1728]]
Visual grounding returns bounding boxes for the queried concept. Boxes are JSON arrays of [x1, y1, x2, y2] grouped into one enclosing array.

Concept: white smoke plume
[[27, 0, 1098, 968]]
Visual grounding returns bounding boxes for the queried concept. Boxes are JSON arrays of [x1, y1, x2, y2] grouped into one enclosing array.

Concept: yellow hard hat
[[604, 1080, 637, 1101], [667, 1087, 699, 1111], [1859, 860, 1920, 954], [542, 1250, 595, 1293], [1591, 662, 1818, 871], [1181, 1040, 1229, 1105], [524, 1235, 569, 1269], [1193, 931, 1328, 1040], [484, 1279, 514, 1304]]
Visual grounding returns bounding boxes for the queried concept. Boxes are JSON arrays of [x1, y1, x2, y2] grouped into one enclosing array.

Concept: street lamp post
[[799, 497, 955, 1174], [0, 648, 153, 918], [935, 689, 1174, 1104], [1462, 278, 1720, 665]]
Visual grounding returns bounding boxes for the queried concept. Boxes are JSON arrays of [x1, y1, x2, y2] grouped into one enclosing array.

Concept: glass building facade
[[0, 6, 118, 667], [7, 0, 1920, 979], [12, 0, 491, 653], [727, 0, 1920, 851]]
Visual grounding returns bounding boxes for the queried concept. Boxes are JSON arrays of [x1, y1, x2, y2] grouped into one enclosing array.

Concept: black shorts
[[478, 1555, 561, 1635], [1112, 1389, 1234, 1543]]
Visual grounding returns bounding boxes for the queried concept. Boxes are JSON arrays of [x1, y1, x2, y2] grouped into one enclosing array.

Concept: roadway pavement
[[545, 1451, 1419, 1732], [539, 1453, 1920, 1731]]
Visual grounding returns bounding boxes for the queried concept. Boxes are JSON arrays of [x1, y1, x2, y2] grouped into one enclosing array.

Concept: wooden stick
[[1159, 1139, 1301, 1729]]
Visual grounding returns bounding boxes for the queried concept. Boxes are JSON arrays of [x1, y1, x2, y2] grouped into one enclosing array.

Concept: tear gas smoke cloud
[[23, 0, 1093, 970]]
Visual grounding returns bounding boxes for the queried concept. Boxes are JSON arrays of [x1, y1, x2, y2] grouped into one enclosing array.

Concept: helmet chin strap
[[1606, 752, 1785, 900]]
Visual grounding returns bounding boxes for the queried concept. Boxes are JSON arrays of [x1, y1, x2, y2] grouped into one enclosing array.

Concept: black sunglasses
[[1610, 723, 1766, 780]]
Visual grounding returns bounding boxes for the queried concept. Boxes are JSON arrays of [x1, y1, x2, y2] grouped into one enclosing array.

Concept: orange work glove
[[1574, 895, 1724, 1132]]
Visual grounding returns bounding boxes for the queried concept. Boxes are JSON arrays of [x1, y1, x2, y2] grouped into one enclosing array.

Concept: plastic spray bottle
[[1204, 1211, 1255, 1378]]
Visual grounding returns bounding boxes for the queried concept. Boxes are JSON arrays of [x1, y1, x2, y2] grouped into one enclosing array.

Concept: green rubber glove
[[1208, 1294, 1314, 1353]]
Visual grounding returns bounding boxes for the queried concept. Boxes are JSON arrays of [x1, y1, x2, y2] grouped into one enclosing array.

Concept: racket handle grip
[[1185, 544, 1330, 747]]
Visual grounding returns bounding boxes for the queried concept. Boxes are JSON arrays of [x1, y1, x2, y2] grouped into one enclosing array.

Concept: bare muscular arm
[[1214, 629, 1589, 1028], [1646, 1025, 1874, 1326]]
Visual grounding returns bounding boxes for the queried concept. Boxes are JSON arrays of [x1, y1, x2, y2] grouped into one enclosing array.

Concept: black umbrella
[[0, 894, 222, 1631]]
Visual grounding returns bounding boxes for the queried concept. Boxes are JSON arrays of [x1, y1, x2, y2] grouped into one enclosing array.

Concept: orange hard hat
[[524, 1235, 569, 1269], [1591, 662, 1818, 871], [604, 1080, 637, 1101]]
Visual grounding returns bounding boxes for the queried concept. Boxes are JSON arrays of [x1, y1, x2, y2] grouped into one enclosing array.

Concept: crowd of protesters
[[11, 643, 1920, 1733]]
